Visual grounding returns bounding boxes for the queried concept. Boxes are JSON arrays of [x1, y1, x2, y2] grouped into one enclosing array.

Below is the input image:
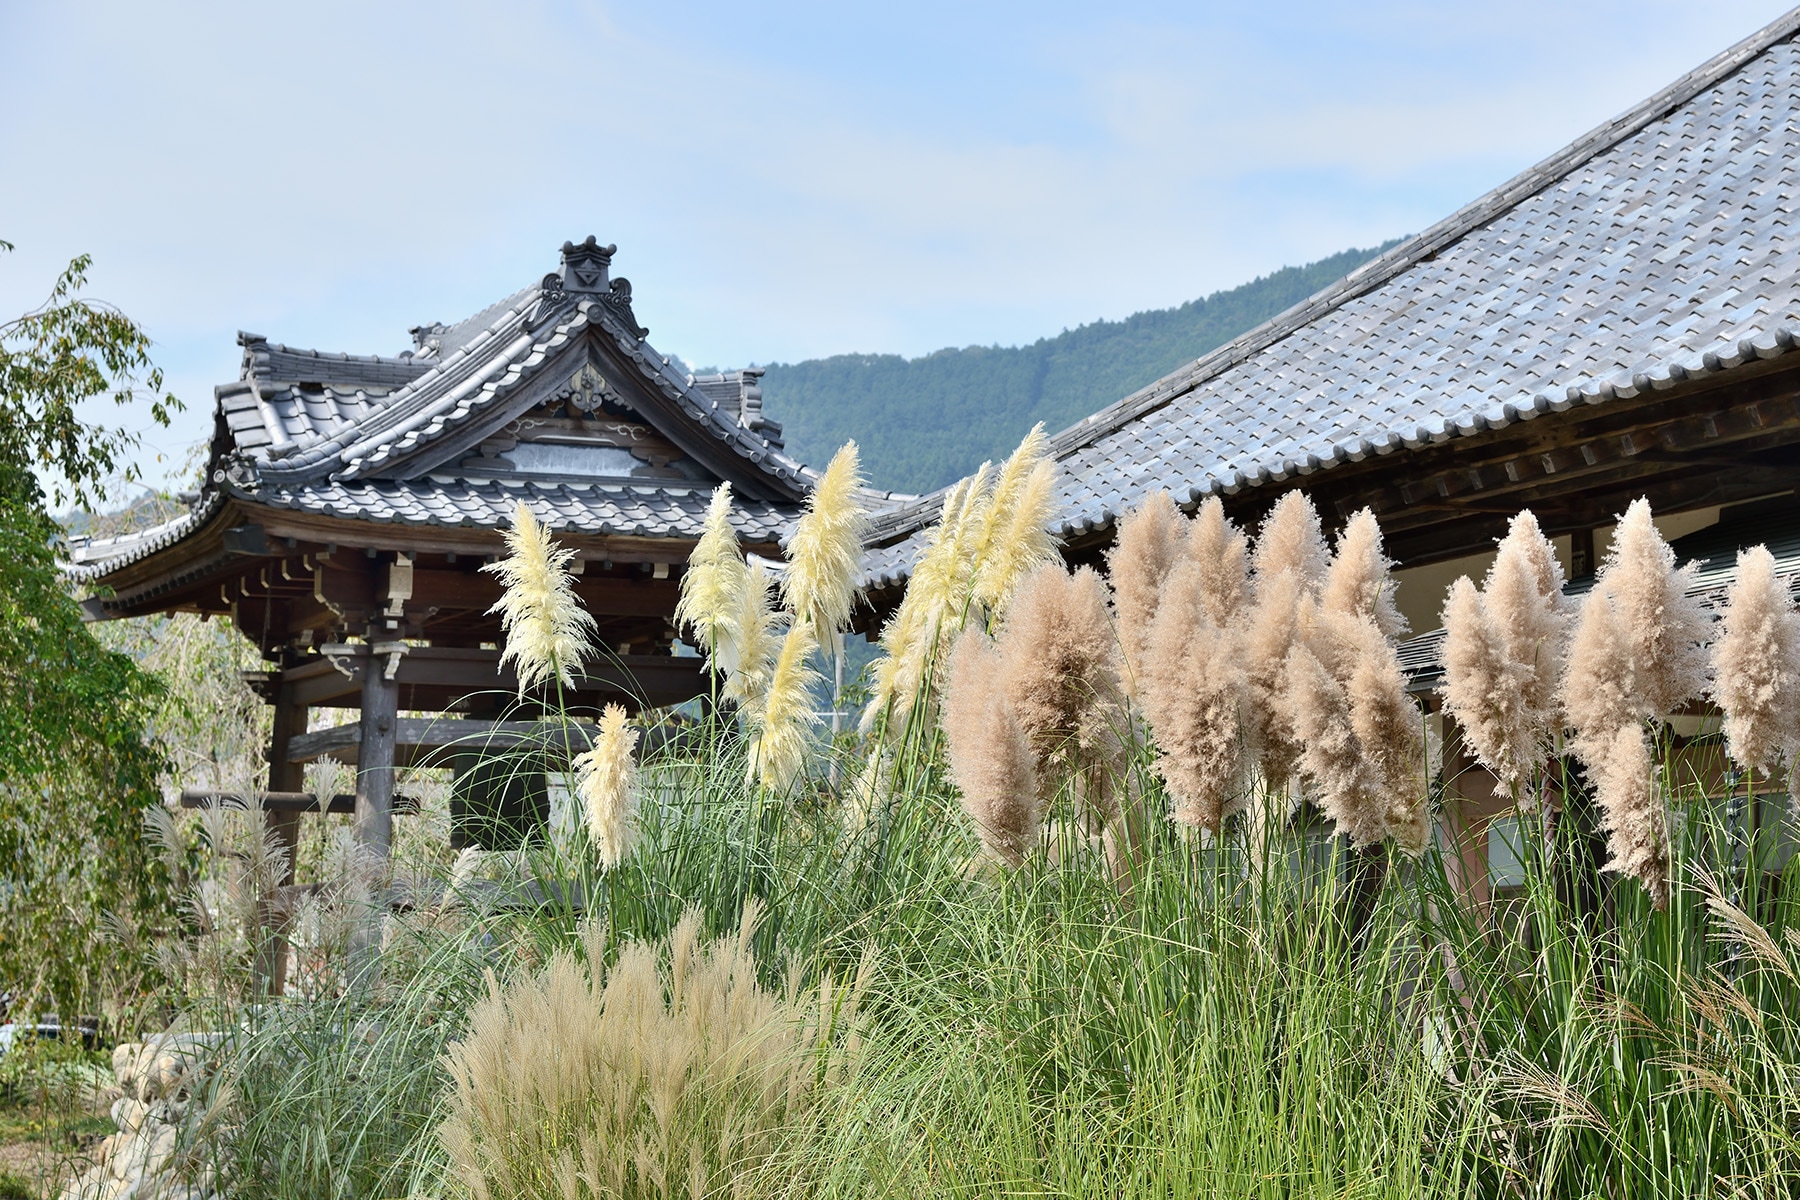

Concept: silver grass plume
[[747, 618, 822, 791], [1712, 545, 1800, 777], [575, 704, 639, 869], [1107, 491, 1187, 695], [484, 500, 597, 693], [970, 423, 1061, 618], [943, 629, 1040, 864], [723, 562, 781, 714], [782, 442, 870, 639], [862, 470, 989, 733], [674, 483, 746, 676]]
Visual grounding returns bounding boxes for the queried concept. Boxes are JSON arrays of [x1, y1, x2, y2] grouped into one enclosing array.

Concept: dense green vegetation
[[758, 241, 1399, 492]]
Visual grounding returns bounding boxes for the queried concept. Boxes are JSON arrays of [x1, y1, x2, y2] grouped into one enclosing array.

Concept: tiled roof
[[76, 241, 826, 582], [250, 477, 795, 540], [867, 10, 1800, 590]]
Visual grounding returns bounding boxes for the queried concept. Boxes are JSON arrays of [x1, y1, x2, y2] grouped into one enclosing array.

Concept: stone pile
[[57, 1034, 221, 1200]]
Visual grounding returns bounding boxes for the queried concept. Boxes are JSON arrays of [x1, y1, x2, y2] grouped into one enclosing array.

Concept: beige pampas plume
[[575, 704, 639, 869], [1440, 577, 1522, 788], [484, 500, 597, 693], [1322, 508, 1407, 640], [1107, 491, 1187, 691], [1281, 636, 1387, 848], [1591, 721, 1669, 908], [1000, 564, 1124, 769], [1185, 496, 1251, 628], [1563, 588, 1637, 746], [747, 620, 821, 791], [1602, 498, 1711, 718], [723, 562, 780, 713], [971, 424, 1061, 617], [1478, 510, 1570, 780], [1140, 556, 1246, 833], [943, 629, 1040, 864], [1343, 614, 1429, 854], [1712, 545, 1800, 777], [675, 483, 746, 675], [1253, 491, 1331, 594], [1243, 493, 1329, 796], [783, 442, 870, 638]]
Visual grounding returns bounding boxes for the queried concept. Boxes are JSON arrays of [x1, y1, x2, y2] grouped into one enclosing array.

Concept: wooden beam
[[179, 789, 419, 815], [287, 716, 600, 766]]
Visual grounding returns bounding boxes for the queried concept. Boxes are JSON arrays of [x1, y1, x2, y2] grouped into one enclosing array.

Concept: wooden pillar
[[253, 687, 307, 996], [348, 633, 400, 986]]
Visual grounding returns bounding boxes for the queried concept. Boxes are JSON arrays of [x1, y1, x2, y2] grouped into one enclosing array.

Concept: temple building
[[864, 9, 1800, 900], [67, 237, 892, 874]]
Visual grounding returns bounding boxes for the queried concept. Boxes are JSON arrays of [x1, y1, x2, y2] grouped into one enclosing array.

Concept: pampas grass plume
[[723, 562, 780, 713], [943, 629, 1040, 864], [1713, 545, 1800, 776], [783, 442, 870, 638], [1185, 496, 1250, 627], [575, 704, 639, 869], [748, 619, 821, 791], [484, 500, 597, 693], [1322, 508, 1407, 640], [1603, 498, 1711, 718], [971, 424, 1061, 616], [1107, 491, 1186, 690], [675, 483, 746, 674], [1000, 564, 1123, 766], [1592, 721, 1669, 908], [1253, 491, 1330, 595], [1140, 556, 1245, 833]]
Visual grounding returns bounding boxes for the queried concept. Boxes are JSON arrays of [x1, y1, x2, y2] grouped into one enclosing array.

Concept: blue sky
[[2, 0, 1794, 489]]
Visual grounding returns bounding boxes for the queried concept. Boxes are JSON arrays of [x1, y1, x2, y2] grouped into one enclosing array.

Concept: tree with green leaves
[[0, 240, 183, 1023]]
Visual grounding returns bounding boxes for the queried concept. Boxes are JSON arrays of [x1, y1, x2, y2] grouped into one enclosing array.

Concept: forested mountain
[[757, 241, 1400, 494]]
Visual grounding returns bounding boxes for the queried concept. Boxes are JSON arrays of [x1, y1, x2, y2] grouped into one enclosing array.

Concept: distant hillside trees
[[758, 242, 1399, 494]]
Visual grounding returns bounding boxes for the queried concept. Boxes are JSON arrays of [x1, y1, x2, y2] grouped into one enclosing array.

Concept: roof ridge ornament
[[560, 236, 616, 293]]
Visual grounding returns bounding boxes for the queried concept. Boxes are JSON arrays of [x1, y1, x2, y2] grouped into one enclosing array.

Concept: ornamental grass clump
[[484, 500, 597, 693], [574, 704, 638, 869], [439, 903, 873, 1200]]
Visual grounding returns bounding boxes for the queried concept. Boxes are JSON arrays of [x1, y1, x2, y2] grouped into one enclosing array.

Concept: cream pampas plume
[[747, 619, 821, 791], [1322, 508, 1407, 640], [943, 629, 1040, 864], [1108, 491, 1187, 691], [575, 704, 639, 869], [970, 423, 1061, 617], [723, 563, 780, 713], [862, 471, 988, 733], [1282, 634, 1386, 848], [783, 442, 870, 639], [1140, 555, 1246, 834], [1712, 545, 1800, 777], [1563, 587, 1637, 745], [674, 483, 745, 675], [1440, 511, 1570, 795], [1343, 615, 1430, 854], [484, 500, 597, 693]]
